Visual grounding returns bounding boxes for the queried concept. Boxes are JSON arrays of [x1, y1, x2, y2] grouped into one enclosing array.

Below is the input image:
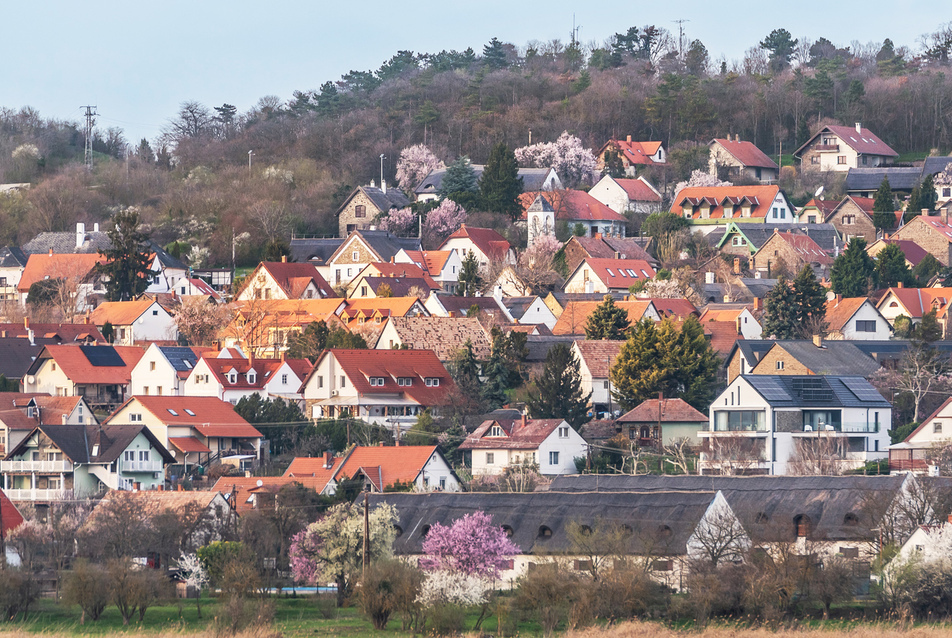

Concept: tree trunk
[[335, 574, 347, 608]]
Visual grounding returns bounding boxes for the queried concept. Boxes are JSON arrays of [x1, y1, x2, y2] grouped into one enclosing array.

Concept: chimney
[[23, 317, 28, 330], [614, 251, 621, 259], [28, 329, 34, 346], [855, 122, 862, 134], [521, 412, 527, 429], [753, 297, 762, 311], [93, 222, 99, 232], [76, 222, 85, 249], [626, 135, 632, 143], [62, 414, 67, 424], [898, 281, 903, 288], [381, 179, 387, 194], [594, 232, 602, 239], [281, 255, 287, 263], [733, 257, 741, 274], [324, 450, 333, 469], [923, 208, 931, 217], [1, 331, 5, 338], [177, 484, 183, 491], [370, 179, 375, 188], [157, 484, 163, 491], [735, 316, 742, 333], [705, 271, 715, 284], [813, 334, 823, 348], [49, 247, 53, 256]]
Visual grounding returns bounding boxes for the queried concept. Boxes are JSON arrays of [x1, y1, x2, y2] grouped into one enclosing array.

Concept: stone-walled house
[[336, 183, 412, 237], [708, 137, 779, 183]]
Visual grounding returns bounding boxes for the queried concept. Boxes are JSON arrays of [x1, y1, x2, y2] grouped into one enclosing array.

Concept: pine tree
[[913, 309, 943, 343], [479, 142, 523, 220], [761, 275, 800, 339], [481, 334, 511, 410], [831, 238, 876, 297], [526, 343, 592, 430], [457, 252, 482, 297], [611, 320, 665, 411], [450, 340, 484, 411], [439, 156, 479, 205], [792, 266, 828, 336], [875, 243, 913, 288], [914, 253, 943, 287], [906, 185, 922, 222], [96, 207, 154, 302], [873, 176, 896, 232], [482, 37, 509, 70], [921, 173, 938, 212], [664, 315, 721, 411], [584, 295, 630, 340]]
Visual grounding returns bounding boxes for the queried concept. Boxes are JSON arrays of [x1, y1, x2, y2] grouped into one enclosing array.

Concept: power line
[[81, 105, 97, 170]]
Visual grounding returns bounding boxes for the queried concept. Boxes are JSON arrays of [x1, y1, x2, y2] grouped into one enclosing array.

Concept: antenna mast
[[672, 19, 690, 60], [81, 105, 97, 170]]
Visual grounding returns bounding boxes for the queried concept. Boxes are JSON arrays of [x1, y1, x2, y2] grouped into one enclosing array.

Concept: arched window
[[394, 525, 403, 538], [420, 525, 430, 538], [843, 513, 859, 526], [538, 525, 552, 538], [794, 514, 811, 538], [501, 525, 514, 538]]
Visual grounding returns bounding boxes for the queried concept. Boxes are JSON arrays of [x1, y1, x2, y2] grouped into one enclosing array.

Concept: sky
[[0, 1, 937, 146]]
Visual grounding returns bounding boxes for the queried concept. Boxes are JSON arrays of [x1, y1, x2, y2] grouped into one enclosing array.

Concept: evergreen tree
[[906, 185, 922, 221], [873, 176, 896, 232], [913, 309, 943, 343], [450, 340, 483, 410], [831, 239, 876, 297], [482, 37, 509, 70], [403, 409, 439, 446], [481, 337, 511, 410], [479, 142, 523, 220], [96, 207, 153, 301], [601, 148, 626, 178], [287, 320, 367, 361], [457, 252, 482, 297], [761, 275, 800, 339], [440, 156, 480, 208], [874, 243, 914, 288], [610, 320, 663, 412], [914, 253, 943, 287], [584, 295, 630, 340], [792, 266, 828, 336], [526, 343, 592, 430], [921, 173, 938, 212], [666, 315, 720, 411], [233, 395, 306, 455]]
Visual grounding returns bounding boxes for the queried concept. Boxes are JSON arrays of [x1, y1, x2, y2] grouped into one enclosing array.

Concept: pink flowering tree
[[515, 131, 598, 187], [673, 169, 732, 201], [396, 144, 444, 193], [379, 207, 419, 236], [423, 199, 467, 248], [419, 511, 520, 579]]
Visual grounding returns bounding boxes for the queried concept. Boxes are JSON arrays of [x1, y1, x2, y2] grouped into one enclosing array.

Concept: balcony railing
[[0, 459, 72, 473], [800, 422, 880, 434], [814, 144, 839, 151], [120, 459, 164, 473], [3, 488, 71, 501]]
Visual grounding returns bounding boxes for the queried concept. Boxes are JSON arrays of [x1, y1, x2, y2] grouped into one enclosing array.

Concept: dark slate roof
[[415, 166, 551, 196], [547, 474, 907, 542], [147, 241, 188, 271], [22, 231, 112, 255], [361, 186, 411, 213], [766, 341, 881, 377], [0, 339, 42, 379], [361, 277, 432, 298], [844, 167, 922, 193], [8, 424, 173, 464], [158, 346, 201, 373], [742, 374, 891, 408], [501, 296, 539, 321], [737, 277, 778, 299], [851, 340, 952, 364], [525, 335, 579, 362], [369, 490, 717, 555], [359, 230, 421, 262], [289, 237, 343, 265], [722, 224, 840, 252], [436, 295, 507, 317], [727, 339, 778, 368], [922, 156, 952, 177], [0, 246, 26, 268]]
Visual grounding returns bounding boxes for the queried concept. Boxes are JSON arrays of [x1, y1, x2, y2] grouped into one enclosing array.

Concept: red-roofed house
[[460, 416, 587, 476], [824, 297, 891, 340], [551, 299, 660, 335], [210, 475, 341, 512], [348, 262, 440, 298], [673, 185, 795, 224], [0, 321, 103, 344], [563, 258, 656, 294], [708, 137, 780, 183], [889, 397, 952, 473], [588, 175, 663, 216], [285, 445, 461, 493], [300, 349, 455, 430], [105, 396, 263, 471], [614, 398, 708, 446], [751, 230, 833, 275], [821, 196, 878, 242], [891, 214, 952, 266], [866, 238, 930, 269], [0, 393, 97, 456], [877, 286, 952, 337], [596, 136, 666, 175], [184, 355, 313, 404], [88, 298, 177, 345], [794, 123, 898, 172], [23, 345, 144, 409], [521, 191, 628, 243], [795, 198, 840, 224], [571, 340, 623, 415], [0, 489, 24, 545], [394, 249, 463, 294], [17, 252, 106, 310], [236, 259, 335, 302], [440, 225, 515, 269], [698, 307, 763, 340]]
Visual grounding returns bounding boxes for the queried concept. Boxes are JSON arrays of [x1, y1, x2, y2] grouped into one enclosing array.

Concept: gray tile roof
[[743, 374, 891, 408], [500, 296, 539, 321], [525, 335, 580, 362], [0, 246, 26, 268], [289, 237, 343, 264], [737, 277, 779, 299], [22, 231, 112, 255], [358, 186, 412, 214], [10, 424, 173, 465], [922, 156, 952, 177], [0, 339, 42, 379], [767, 341, 880, 377], [844, 167, 922, 192], [415, 166, 552, 196], [359, 230, 421, 262]]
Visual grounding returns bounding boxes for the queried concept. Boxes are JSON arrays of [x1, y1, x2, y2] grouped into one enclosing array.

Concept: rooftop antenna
[[81, 105, 97, 170], [673, 19, 689, 60]]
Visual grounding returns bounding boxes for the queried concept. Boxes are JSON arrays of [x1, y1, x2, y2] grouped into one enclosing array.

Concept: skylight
[[606, 268, 615, 276], [168, 409, 179, 416], [184, 409, 195, 416]]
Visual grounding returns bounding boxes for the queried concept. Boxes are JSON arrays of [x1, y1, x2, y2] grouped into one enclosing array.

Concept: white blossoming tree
[[396, 144, 444, 193], [515, 131, 598, 187]]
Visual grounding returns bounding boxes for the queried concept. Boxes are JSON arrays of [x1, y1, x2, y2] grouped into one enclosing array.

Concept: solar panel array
[[840, 377, 886, 403], [751, 377, 791, 402], [80, 345, 125, 367], [791, 377, 834, 402]]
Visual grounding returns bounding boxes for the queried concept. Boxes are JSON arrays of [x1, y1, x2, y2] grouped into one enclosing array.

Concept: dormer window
[[228, 372, 237, 384], [425, 377, 440, 387], [247, 370, 257, 384], [489, 425, 503, 437], [91, 444, 99, 456], [369, 377, 386, 386], [397, 377, 413, 387]]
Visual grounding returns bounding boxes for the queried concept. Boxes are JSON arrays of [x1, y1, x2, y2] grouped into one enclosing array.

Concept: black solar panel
[[791, 377, 834, 402], [80, 345, 125, 367], [752, 377, 791, 402], [841, 377, 885, 403]]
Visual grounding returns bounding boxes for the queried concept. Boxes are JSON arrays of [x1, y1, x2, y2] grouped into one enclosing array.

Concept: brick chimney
[[855, 122, 862, 134], [753, 297, 762, 311], [324, 450, 333, 469], [733, 257, 740, 274], [813, 334, 823, 348], [281, 255, 287, 263], [626, 135, 632, 143], [521, 412, 527, 429]]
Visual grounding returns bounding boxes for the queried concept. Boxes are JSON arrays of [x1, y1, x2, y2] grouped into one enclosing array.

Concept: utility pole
[[672, 19, 689, 61], [362, 486, 371, 580], [81, 105, 97, 170]]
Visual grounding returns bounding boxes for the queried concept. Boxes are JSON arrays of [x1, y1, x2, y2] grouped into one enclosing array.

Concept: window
[[361, 286, 367, 296], [124, 450, 136, 461], [354, 205, 366, 218], [150, 361, 156, 371], [489, 425, 503, 437], [776, 361, 784, 370], [318, 376, 324, 388], [369, 377, 386, 386], [944, 187, 951, 198], [130, 413, 142, 422], [772, 207, 778, 218], [732, 236, 745, 246], [152, 310, 158, 316], [352, 251, 359, 262], [856, 320, 877, 332], [549, 451, 560, 465], [167, 409, 178, 416], [91, 444, 99, 457], [281, 374, 288, 384], [425, 377, 440, 387], [558, 426, 569, 438], [144, 386, 150, 395], [156, 386, 163, 395], [340, 376, 346, 387], [935, 422, 943, 434], [862, 156, 868, 166], [837, 156, 846, 165], [811, 156, 820, 165], [397, 377, 413, 387], [486, 452, 495, 464], [139, 450, 150, 462], [840, 546, 859, 559], [184, 409, 195, 416], [439, 477, 446, 489]]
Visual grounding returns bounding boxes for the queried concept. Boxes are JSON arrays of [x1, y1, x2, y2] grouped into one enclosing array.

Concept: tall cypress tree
[[792, 265, 828, 335], [761, 275, 800, 339], [921, 173, 938, 212], [527, 343, 592, 429], [584, 295, 630, 340], [831, 238, 876, 297], [439, 156, 479, 206], [873, 176, 896, 232], [479, 142, 523, 220], [663, 315, 721, 411], [874, 243, 913, 288], [457, 252, 482, 297]]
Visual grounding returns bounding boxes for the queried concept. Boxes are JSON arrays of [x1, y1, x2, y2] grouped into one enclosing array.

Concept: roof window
[[167, 409, 179, 416], [184, 409, 195, 416]]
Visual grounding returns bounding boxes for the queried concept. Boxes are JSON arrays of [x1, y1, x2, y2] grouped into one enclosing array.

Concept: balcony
[[814, 144, 839, 152], [797, 421, 881, 434], [0, 459, 72, 473], [3, 488, 71, 501], [120, 459, 164, 473]]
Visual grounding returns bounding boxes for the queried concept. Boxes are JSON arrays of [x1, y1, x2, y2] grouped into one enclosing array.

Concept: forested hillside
[[2, 24, 952, 266]]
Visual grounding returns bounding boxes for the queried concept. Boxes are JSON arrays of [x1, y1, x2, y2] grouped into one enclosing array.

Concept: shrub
[[62, 560, 110, 623], [0, 567, 39, 621], [515, 563, 581, 638], [359, 560, 421, 630]]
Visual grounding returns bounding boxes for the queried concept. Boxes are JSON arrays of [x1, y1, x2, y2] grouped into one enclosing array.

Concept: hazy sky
[[0, 1, 937, 145]]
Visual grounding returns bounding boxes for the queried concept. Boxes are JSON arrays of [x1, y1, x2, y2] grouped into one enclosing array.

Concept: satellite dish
[[26, 375, 35, 384], [814, 186, 824, 200], [256, 479, 263, 487]]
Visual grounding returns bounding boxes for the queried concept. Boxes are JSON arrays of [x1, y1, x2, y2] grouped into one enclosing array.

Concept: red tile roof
[[0, 323, 104, 344], [674, 185, 783, 220], [568, 236, 654, 263], [519, 190, 628, 222], [573, 340, 623, 378], [800, 198, 839, 217], [284, 455, 347, 479], [576, 258, 657, 290], [910, 216, 952, 242], [0, 489, 24, 536], [821, 125, 898, 157], [877, 287, 952, 319], [460, 418, 567, 450], [613, 178, 662, 202], [600, 139, 664, 165], [362, 262, 439, 290], [711, 138, 779, 170], [211, 476, 335, 512], [341, 298, 425, 328], [644, 297, 698, 319], [616, 398, 707, 424], [399, 250, 452, 277], [18, 253, 105, 293], [89, 299, 162, 327], [198, 357, 312, 390], [440, 225, 512, 261], [336, 445, 441, 490], [105, 396, 262, 438], [169, 436, 211, 453], [552, 300, 654, 335], [878, 239, 930, 267], [258, 261, 335, 298], [824, 297, 870, 332], [763, 232, 833, 266], [33, 345, 143, 385], [702, 320, 744, 356]]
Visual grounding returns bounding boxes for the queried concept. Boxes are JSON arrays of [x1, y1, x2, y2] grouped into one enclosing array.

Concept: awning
[[169, 437, 211, 454]]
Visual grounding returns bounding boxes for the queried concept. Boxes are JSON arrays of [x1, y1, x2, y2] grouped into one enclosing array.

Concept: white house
[[794, 123, 899, 172], [439, 225, 515, 270], [571, 340, 623, 416], [563, 258, 656, 294], [889, 396, 952, 474], [326, 230, 422, 288], [394, 249, 463, 294], [702, 375, 892, 475], [235, 259, 335, 302], [459, 416, 587, 476], [0, 247, 27, 304], [130, 344, 208, 397], [588, 175, 663, 216], [499, 296, 559, 331], [183, 356, 313, 405], [88, 298, 177, 345], [825, 297, 892, 340]]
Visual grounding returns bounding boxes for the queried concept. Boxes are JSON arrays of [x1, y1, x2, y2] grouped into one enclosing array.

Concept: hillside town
[[8, 14, 952, 634]]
